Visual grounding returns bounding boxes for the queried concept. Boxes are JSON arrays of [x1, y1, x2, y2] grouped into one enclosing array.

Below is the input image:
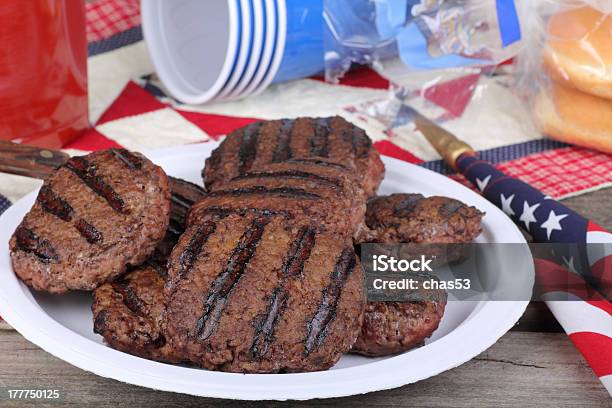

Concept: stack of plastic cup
[[141, 0, 324, 105]]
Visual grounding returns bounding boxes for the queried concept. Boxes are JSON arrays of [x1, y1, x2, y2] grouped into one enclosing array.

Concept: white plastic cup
[[141, 0, 240, 104], [141, 0, 325, 104]]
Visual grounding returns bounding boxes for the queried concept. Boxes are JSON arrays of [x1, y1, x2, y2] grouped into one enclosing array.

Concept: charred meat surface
[[163, 211, 365, 373], [10, 149, 171, 293], [202, 116, 384, 197], [189, 160, 366, 237], [361, 194, 484, 244], [92, 263, 181, 363], [92, 177, 205, 363]]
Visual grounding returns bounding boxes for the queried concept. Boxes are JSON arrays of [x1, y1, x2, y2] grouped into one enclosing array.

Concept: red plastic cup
[[0, 1, 88, 148]]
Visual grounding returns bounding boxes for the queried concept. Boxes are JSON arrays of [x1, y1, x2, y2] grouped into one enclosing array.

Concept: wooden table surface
[[1, 188, 610, 407]]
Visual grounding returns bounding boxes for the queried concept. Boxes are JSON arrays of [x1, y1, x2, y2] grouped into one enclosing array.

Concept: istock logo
[[372, 255, 434, 272]]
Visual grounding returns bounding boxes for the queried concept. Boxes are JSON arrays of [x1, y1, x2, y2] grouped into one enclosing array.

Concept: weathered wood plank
[[561, 188, 612, 231], [0, 331, 608, 407]]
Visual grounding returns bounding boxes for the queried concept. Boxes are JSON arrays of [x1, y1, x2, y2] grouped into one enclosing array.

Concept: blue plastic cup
[[272, 0, 324, 84]]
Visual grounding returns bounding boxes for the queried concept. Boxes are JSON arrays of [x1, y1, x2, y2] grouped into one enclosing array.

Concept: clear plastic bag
[[323, 0, 523, 131], [515, 0, 612, 154]]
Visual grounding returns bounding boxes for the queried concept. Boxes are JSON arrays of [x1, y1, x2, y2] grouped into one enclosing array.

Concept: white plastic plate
[[0, 144, 529, 401]]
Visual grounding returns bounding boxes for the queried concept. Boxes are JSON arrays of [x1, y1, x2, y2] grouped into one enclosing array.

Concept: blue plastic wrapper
[[324, 0, 521, 79], [323, 0, 524, 127]]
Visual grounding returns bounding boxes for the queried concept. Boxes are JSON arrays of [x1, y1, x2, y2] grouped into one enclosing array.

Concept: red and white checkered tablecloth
[[86, 0, 140, 43], [0, 0, 611, 392]]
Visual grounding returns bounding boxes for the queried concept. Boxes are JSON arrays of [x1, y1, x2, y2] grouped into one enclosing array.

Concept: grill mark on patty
[[304, 247, 356, 355], [37, 186, 74, 221], [111, 148, 143, 170], [352, 127, 372, 158], [393, 194, 425, 218], [111, 281, 145, 316], [232, 170, 342, 188], [75, 219, 103, 244], [272, 119, 294, 162], [199, 206, 290, 219], [14, 227, 58, 263], [238, 123, 262, 175], [283, 227, 317, 279], [285, 158, 347, 170], [310, 118, 330, 157], [176, 221, 217, 281], [439, 200, 464, 219], [250, 226, 316, 358], [171, 193, 195, 210], [37, 186, 104, 244], [169, 177, 207, 201], [65, 157, 125, 213], [93, 309, 109, 334], [194, 216, 270, 340], [207, 186, 321, 200]]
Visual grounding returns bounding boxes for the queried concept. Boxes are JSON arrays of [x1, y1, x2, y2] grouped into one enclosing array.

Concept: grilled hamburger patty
[[362, 193, 484, 243], [163, 211, 365, 373], [352, 193, 482, 357], [10, 149, 170, 293], [203, 116, 384, 197], [189, 160, 366, 236], [92, 177, 206, 362], [352, 296, 447, 357], [92, 262, 180, 363]]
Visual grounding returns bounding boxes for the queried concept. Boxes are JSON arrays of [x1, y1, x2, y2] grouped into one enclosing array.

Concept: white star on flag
[[500, 193, 515, 216], [519, 201, 540, 230], [476, 175, 491, 191], [562, 256, 578, 274], [540, 210, 569, 240]]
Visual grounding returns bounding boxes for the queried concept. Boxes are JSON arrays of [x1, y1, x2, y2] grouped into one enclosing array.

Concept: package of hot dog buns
[[515, 0, 612, 154]]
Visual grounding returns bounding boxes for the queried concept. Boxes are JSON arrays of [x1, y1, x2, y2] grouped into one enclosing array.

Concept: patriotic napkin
[[0, 0, 611, 393]]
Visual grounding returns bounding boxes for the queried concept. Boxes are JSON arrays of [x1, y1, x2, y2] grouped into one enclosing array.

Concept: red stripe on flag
[[534, 258, 605, 301], [311, 66, 390, 90], [65, 129, 122, 151], [176, 110, 261, 140], [588, 221, 610, 234], [568, 332, 612, 377], [586, 300, 612, 317], [96, 81, 166, 125], [374, 140, 423, 164]]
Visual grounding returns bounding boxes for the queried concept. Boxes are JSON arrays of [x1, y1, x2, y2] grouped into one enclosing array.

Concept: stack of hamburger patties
[[535, 5, 612, 153], [10, 117, 484, 373]]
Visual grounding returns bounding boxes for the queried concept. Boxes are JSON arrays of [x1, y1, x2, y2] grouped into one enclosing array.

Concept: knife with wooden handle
[[0, 141, 70, 179]]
